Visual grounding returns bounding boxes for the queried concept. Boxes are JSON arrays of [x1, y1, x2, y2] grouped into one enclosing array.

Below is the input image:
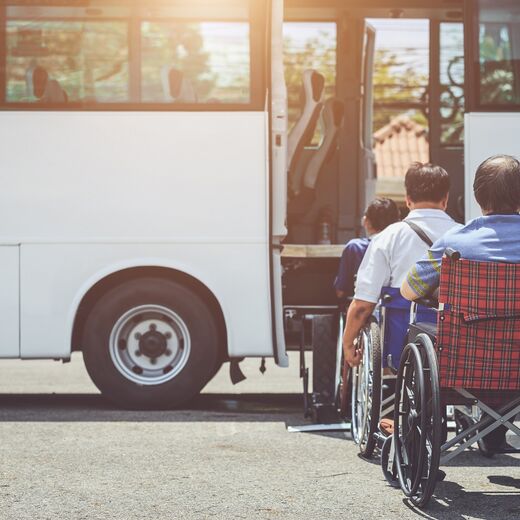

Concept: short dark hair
[[364, 197, 400, 232], [474, 155, 520, 213], [405, 162, 451, 203]]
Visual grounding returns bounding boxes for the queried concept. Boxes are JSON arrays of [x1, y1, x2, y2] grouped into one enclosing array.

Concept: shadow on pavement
[[404, 478, 520, 520], [0, 392, 309, 423]]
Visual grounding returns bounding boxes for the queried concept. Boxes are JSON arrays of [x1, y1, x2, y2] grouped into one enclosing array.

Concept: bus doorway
[[367, 15, 465, 221], [281, 2, 466, 251], [280, 3, 466, 310]]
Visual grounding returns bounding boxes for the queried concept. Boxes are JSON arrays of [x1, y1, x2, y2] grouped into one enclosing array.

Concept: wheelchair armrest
[[414, 297, 438, 310], [414, 288, 439, 310]]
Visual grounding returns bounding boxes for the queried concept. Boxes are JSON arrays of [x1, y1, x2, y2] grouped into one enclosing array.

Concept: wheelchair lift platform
[[284, 309, 351, 434]]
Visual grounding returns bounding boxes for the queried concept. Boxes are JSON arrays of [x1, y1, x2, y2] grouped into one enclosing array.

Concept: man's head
[[474, 155, 520, 214], [363, 197, 400, 235], [405, 162, 451, 210]]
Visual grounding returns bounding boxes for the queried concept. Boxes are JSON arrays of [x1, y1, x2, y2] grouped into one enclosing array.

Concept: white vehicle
[[0, 0, 517, 409], [464, 0, 520, 220]]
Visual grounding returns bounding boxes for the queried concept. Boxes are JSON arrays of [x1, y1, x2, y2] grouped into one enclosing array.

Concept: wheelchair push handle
[[445, 248, 461, 261]]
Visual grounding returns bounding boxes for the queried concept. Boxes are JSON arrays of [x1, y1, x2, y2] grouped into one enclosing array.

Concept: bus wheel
[[82, 277, 221, 409]]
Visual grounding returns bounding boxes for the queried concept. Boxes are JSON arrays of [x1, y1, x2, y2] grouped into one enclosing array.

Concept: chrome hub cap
[[109, 304, 191, 385]]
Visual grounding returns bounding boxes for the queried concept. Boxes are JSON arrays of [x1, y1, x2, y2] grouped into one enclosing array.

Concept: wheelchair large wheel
[[394, 334, 442, 508], [351, 318, 381, 458]]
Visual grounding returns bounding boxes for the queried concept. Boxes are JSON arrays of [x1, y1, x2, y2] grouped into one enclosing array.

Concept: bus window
[[2, 1, 263, 110], [476, 0, 520, 107], [5, 9, 129, 104], [140, 21, 251, 104], [440, 23, 464, 145], [283, 22, 337, 140]]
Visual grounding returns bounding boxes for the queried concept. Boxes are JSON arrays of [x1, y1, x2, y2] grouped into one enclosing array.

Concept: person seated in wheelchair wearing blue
[[343, 163, 460, 369], [334, 197, 400, 303], [342, 163, 460, 457], [402, 154, 520, 455], [389, 155, 520, 507]]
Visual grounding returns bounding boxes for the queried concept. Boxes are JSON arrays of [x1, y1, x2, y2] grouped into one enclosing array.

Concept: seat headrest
[[299, 70, 325, 108], [168, 68, 184, 98], [161, 65, 197, 103], [29, 65, 49, 99], [43, 79, 67, 103], [300, 97, 344, 192]]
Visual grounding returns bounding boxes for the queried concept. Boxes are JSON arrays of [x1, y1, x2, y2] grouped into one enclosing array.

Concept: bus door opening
[[361, 11, 465, 222]]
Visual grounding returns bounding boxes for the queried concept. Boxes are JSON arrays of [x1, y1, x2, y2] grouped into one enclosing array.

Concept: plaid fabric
[[437, 257, 520, 390]]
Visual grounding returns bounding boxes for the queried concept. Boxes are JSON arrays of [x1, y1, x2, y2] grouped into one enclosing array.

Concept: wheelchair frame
[[350, 291, 413, 458], [383, 250, 520, 509]]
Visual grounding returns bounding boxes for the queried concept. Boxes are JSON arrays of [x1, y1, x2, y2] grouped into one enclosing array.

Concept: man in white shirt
[[343, 162, 461, 367]]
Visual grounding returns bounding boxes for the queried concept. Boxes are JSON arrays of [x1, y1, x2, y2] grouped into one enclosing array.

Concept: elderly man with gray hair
[[402, 154, 520, 454]]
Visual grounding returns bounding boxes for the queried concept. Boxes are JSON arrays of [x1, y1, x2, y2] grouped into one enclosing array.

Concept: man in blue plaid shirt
[[402, 154, 520, 453]]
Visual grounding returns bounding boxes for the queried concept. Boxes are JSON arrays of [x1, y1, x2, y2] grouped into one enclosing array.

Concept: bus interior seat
[[287, 97, 343, 221], [43, 79, 68, 103], [28, 66, 68, 103], [287, 69, 325, 196], [161, 65, 198, 103], [302, 98, 345, 191]]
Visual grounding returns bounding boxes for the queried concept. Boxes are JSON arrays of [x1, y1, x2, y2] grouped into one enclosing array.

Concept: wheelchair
[[383, 251, 520, 508], [350, 287, 435, 457]]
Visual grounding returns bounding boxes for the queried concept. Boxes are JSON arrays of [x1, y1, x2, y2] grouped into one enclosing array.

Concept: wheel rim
[[109, 304, 191, 385], [392, 336, 441, 508], [351, 329, 373, 447], [394, 343, 427, 497]]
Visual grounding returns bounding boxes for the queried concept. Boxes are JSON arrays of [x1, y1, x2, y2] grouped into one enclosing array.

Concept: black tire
[[394, 334, 441, 508], [351, 317, 382, 459], [82, 277, 221, 410]]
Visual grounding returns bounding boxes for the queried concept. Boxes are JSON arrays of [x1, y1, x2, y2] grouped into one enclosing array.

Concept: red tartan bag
[[437, 257, 520, 391]]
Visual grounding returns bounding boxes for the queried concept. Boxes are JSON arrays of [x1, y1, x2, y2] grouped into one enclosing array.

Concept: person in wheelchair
[[334, 197, 399, 302], [343, 162, 460, 368], [401, 154, 520, 455]]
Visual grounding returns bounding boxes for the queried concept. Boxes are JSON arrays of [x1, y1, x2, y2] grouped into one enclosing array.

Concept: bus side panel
[[0, 246, 20, 357], [20, 243, 272, 359], [0, 111, 267, 242], [465, 113, 520, 221]]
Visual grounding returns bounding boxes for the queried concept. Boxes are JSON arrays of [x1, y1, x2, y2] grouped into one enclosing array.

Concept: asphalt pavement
[[0, 354, 519, 520]]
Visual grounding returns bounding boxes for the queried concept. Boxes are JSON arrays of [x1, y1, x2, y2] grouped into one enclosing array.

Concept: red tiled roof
[[374, 115, 429, 179]]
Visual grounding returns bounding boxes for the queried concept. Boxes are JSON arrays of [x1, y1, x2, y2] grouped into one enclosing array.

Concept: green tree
[[284, 32, 429, 136], [372, 49, 428, 132]]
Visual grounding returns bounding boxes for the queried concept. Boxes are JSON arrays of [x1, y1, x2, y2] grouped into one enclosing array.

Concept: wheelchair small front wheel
[[381, 435, 399, 487]]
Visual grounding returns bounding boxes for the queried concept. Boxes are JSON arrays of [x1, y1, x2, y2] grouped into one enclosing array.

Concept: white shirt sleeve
[[354, 234, 392, 304]]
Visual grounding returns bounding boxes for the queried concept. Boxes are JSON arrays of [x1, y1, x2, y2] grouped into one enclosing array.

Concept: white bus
[[0, 0, 518, 409]]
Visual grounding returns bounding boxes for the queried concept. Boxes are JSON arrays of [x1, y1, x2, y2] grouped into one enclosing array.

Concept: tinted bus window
[[6, 14, 129, 103], [1, 2, 258, 109], [477, 0, 520, 108], [141, 21, 250, 104], [440, 23, 464, 145]]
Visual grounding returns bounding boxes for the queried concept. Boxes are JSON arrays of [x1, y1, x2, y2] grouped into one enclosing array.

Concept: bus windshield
[[476, 0, 520, 109]]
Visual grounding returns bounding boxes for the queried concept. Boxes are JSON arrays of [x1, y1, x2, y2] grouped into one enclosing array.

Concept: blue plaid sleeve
[[406, 238, 446, 297]]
